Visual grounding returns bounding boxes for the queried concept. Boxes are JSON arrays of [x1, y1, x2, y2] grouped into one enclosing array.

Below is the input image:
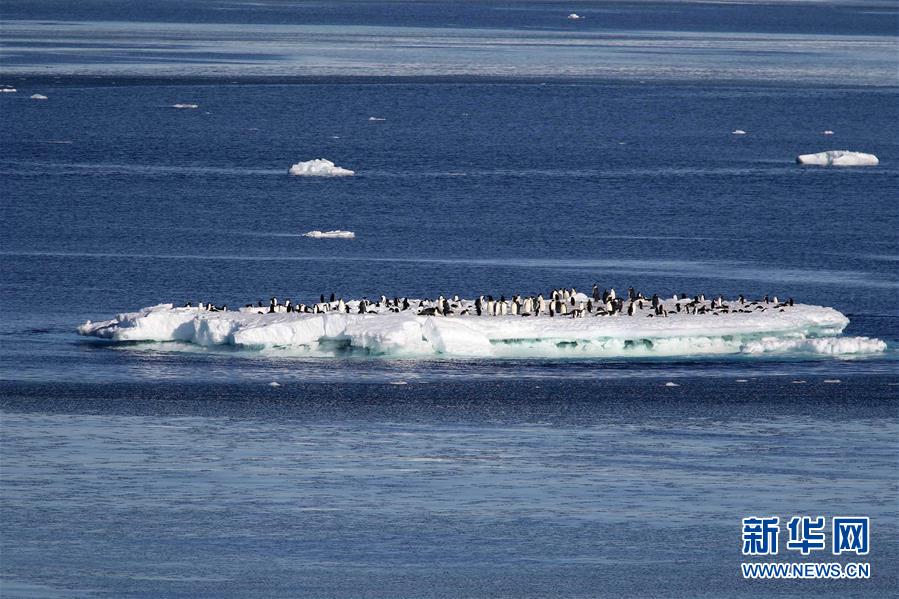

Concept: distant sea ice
[[796, 150, 878, 166], [303, 230, 355, 239], [289, 159, 354, 177]]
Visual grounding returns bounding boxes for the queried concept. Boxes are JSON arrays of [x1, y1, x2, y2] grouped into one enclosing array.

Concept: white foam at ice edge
[[740, 335, 886, 355], [796, 150, 878, 166], [289, 159, 354, 177], [303, 230, 355, 239], [77, 301, 887, 359]]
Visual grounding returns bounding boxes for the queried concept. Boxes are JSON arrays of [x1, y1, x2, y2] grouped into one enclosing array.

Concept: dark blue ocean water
[[1, 1, 898, 597]]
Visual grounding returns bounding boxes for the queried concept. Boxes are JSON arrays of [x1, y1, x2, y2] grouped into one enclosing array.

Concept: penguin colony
[[185, 285, 796, 319]]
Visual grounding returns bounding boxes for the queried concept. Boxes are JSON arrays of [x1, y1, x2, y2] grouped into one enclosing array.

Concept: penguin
[[627, 301, 635, 316]]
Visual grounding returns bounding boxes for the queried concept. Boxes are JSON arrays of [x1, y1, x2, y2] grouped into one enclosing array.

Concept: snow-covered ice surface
[[78, 299, 885, 359], [288, 159, 354, 176], [796, 150, 879, 166], [303, 230, 356, 239]]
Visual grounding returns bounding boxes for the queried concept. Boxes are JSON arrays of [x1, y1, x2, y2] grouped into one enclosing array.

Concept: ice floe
[[288, 159, 355, 177], [822, 130, 834, 135], [302, 230, 356, 239], [30, 94, 48, 100], [172, 103, 199, 109], [77, 295, 886, 359], [368, 116, 386, 122], [796, 150, 878, 166], [1, 86, 16, 93], [732, 129, 747, 135], [567, 13, 582, 20]]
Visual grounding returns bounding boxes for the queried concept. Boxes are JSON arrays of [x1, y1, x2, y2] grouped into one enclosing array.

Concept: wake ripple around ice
[[77, 302, 887, 360]]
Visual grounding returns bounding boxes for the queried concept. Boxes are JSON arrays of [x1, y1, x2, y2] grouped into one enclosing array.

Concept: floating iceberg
[[30, 94, 48, 100], [78, 297, 886, 359], [303, 230, 355, 239], [288, 159, 354, 177], [796, 150, 878, 166], [172, 103, 199, 109]]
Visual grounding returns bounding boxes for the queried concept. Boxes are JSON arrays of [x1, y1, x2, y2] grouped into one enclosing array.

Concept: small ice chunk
[[664, 381, 680, 387], [735, 379, 748, 383], [822, 130, 834, 135], [796, 150, 878, 166], [792, 380, 807, 384], [30, 94, 48, 100], [1, 87, 16, 93], [732, 129, 747, 135], [172, 103, 199, 109], [823, 379, 841, 384], [268, 381, 281, 387], [368, 116, 386, 122], [567, 13, 582, 20], [289, 159, 354, 177], [303, 230, 355, 239]]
